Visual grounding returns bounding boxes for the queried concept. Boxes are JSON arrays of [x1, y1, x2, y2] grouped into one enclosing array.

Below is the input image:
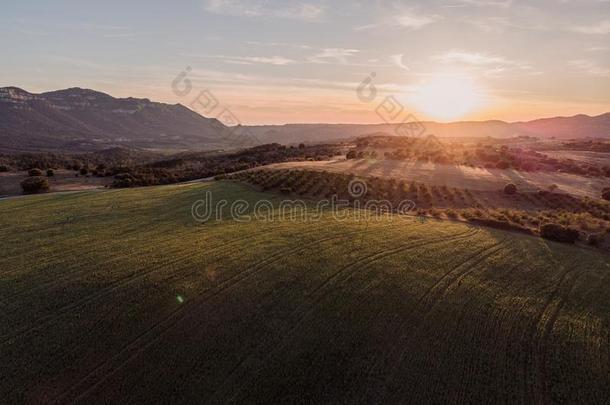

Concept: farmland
[[1, 181, 609, 404], [268, 158, 609, 199]]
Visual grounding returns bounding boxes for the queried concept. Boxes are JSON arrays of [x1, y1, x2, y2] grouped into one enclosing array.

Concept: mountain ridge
[[0, 86, 227, 152], [1, 86, 609, 152]]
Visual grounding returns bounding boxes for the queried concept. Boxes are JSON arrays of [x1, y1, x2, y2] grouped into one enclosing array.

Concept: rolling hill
[[0, 87, 227, 152], [245, 113, 610, 145], [1, 86, 609, 153], [1, 181, 608, 404]]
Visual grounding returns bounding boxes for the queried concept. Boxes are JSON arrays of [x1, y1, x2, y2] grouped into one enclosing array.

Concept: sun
[[409, 75, 486, 121]]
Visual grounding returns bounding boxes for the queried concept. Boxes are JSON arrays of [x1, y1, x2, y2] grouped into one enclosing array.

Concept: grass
[[1, 181, 609, 404]]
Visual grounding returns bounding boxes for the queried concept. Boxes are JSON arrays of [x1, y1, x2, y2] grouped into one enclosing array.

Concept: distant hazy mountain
[[1, 86, 608, 153], [246, 114, 610, 145], [0, 87, 228, 152]]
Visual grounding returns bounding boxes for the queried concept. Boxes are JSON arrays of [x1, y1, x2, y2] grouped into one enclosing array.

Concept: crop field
[[1, 181, 609, 404], [268, 158, 609, 199]]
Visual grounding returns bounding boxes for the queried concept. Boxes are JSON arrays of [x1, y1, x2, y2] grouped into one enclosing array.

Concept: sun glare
[[409, 75, 485, 121]]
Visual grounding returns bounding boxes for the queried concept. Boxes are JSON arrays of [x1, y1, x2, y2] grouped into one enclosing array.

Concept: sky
[[1, 0, 609, 124]]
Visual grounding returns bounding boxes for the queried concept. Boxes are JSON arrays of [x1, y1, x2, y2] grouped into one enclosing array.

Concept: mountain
[[245, 115, 610, 145], [1, 86, 609, 153], [514, 113, 610, 138], [0, 87, 228, 152]]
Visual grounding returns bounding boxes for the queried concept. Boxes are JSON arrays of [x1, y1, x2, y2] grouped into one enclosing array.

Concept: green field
[[1, 181, 609, 404]]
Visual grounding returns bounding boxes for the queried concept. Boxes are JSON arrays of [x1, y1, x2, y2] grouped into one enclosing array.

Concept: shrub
[[587, 233, 602, 246], [346, 150, 358, 159], [46, 169, 55, 177], [20, 177, 49, 194], [504, 183, 517, 195], [540, 223, 579, 243], [496, 161, 510, 170], [280, 186, 292, 194], [602, 188, 610, 201], [28, 168, 43, 177], [0, 165, 9, 172], [445, 209, 458, 219], [79, 168, 88, 175], [469, 218, 533, 234], [214, 174, 227, 181]]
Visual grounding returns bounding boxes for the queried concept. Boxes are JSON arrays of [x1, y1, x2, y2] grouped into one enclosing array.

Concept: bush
[[28, 168, 43, 177], [46, 169, 55, 177], [79, 168, 88, 175], [469, 218, 533, 234], [280, 186, 292, 194], [20, 177, 49, 194], [540, 223, 579, 243], [0, 165, 9, 172], [503, 183, 517, 195], [496, 161, 510, 170], [602, 188, 610, 201]]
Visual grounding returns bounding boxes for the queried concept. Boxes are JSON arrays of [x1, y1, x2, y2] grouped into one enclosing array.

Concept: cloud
[[451, 0, 513, 7], [569, 59, 610, 77], [309, 48, 359, 64], [227, 56, 296, 65], [203, 0, 324, 21], [356, 9, 440, 31], [434, 50, 533, 76], [586, 46, 610, 52], [571, 19, 610, 34], [435, 50, 517, 66], [391, 54, 410, 71]]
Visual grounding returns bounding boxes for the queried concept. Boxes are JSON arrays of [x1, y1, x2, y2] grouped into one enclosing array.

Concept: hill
[[247, 114, 610, 145], [0, 87, 227, 152], [1, 181, 608, 403], [1, 86, 609, 153]]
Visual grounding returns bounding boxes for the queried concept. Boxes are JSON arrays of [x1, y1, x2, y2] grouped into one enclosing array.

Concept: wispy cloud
[[571, 19, 610, 34], [569, 59, 610, 76], [185, 53, 296, 65], [356, 9, 440, 31], [391, 54, 410, 71], [433, 50, 534, 76], [586, 46, 610, 52], [450, 0, 513, 7], [308, 48, 359, 64], [203, 0, 324, 21], [435, 50, 521, 67], [226, 56, 296, 65]]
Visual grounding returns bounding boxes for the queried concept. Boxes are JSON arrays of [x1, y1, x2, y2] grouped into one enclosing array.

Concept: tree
[[21, 177, 49, 194], [0, 165, 9, 172], [298, 143, 305, 149], [28, 168, 43, 177], [603, 187, 610, 201], [540, 223, 579, 243], [504, 183, 517, 195], [496, 161, 510, 170]]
